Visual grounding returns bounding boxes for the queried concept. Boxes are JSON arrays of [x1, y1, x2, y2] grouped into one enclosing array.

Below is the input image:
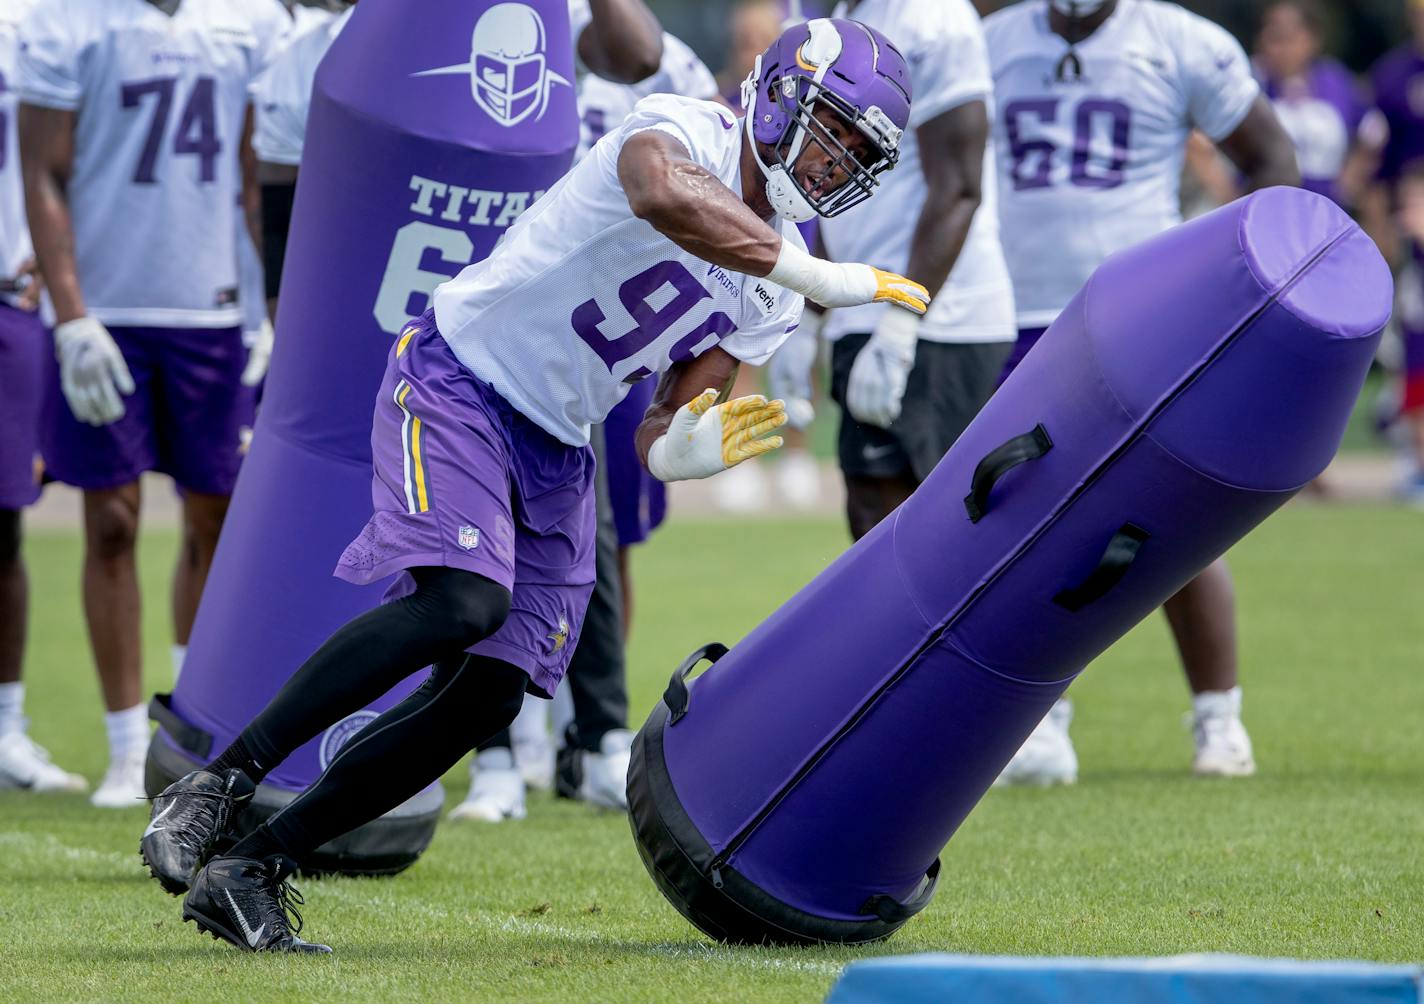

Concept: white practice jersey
[[577, 33, 717, 160], [434, 94, 805, 447], [17, 0, 288, 328], [0, 0, 38, 303], [986, 0, 1259, 328], [251, 6, 351, 166], [821, 0, 1015, 344]]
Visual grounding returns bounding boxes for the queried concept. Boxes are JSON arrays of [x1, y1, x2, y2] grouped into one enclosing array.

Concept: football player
[[17, 0, 289, 807], [1359, 0, 1424, 503], [986, 0, 1299, 785], [139, 18, 926, 953], [789, 0, 1016, 541], [452, 31, 719, 824], [0, 0, 87, 795], [248, 0, 666, 824]]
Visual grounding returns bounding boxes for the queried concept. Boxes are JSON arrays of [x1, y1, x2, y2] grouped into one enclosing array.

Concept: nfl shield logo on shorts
[[458, 525, 480, 550]]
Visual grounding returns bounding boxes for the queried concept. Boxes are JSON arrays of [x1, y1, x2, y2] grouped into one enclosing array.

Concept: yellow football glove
[[647, 389, 788, 482]]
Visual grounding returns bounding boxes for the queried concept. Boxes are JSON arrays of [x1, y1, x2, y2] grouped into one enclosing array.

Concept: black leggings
[[260, 653, 527, 861], [223, 566, 511, 776], [208, 566, 525, 862]]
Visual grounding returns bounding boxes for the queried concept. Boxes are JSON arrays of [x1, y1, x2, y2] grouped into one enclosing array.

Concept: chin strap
[[741, 21, 843, 223], [742, 58, 818, 223]]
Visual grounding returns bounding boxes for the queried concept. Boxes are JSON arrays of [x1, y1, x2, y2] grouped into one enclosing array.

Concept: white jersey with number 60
[[985, 0, 1258, 328], [433, 94, 805, 448], [16, 0, 287, 328]]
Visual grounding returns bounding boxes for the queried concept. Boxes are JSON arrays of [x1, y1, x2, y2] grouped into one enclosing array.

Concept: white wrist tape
[[765, 239, 830, 296], [646, 434, 678, 482]]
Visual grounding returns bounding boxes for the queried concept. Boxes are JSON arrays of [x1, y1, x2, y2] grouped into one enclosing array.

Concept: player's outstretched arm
[[619, 130, 931, 314], [1216, 96, 1302, 192], [580, 0, 663, 84], [634, 347, 787, 482]]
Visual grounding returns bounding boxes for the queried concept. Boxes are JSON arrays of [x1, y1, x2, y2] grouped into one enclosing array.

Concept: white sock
[[1192, 686, 1242, 718], [104, 703, 149, 762], [171, 644, 187, 683], [476, 746, 515, 772], [0, 682, 24, 736]]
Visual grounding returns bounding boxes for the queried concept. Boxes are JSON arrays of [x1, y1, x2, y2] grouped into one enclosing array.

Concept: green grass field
[[3, 505, 1422, 1001]]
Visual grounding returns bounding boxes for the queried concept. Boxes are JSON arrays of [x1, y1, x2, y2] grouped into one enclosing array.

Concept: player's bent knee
[[87, 498, 140, 562], [410, 567, 512, 647]]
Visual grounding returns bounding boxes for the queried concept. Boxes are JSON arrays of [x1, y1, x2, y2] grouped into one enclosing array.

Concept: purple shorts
[[42, 324, 251, 494], [603, 379, 667, 548], [335, 312, 598, 697], [997, 326, 1049, 386], [0, 303, 46, 509]]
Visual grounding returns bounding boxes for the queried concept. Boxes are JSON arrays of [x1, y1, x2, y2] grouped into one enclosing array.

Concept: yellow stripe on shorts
[[393, 380, 431, 514], [396, 326, 416, 358]]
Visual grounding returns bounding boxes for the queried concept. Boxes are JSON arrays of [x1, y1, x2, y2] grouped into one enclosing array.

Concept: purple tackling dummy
[[628, 187, 1391, 945], [146, 0, 578, 874]]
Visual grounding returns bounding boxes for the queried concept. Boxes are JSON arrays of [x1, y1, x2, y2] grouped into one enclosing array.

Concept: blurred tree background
[[646, 0, 1410, 83]]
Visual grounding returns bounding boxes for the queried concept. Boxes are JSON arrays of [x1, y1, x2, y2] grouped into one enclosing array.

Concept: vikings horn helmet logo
[[412, 3, 570, 128]]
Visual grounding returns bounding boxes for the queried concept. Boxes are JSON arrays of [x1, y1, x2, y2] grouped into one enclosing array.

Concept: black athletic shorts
[[830, 332, 1012, 481]]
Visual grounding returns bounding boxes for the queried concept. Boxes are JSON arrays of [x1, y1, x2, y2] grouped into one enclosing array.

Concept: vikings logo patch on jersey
[[412, 3, 570, 128]]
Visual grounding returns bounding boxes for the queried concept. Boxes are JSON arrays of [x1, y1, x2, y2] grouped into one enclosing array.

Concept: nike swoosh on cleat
[[143, 802, 176, 838], [225, 890, 266, 949], [861, 444, 897, 461]]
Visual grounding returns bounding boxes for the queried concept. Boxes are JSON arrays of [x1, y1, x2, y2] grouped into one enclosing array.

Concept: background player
[[802, 0, 1015, 541], [1359, 0, 1424, 504], [138, 18, 925, 952], [452, 28, 717, 824], [0, 0, 86, 794], [986, 0, 1299, 785], [17, 0, 288, 806]]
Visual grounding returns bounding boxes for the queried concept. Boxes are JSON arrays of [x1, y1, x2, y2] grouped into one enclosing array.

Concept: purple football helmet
[[740, 18, 912, 222]]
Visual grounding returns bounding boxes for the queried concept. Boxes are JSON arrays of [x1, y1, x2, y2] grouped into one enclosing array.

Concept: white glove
[[765, 239, 930, 314], [54, 317, 135, 427], [647, 389, 788, 482], [767, 310, 821, 430], [846, 308, 919, 429], [241, 319, 274, 387]]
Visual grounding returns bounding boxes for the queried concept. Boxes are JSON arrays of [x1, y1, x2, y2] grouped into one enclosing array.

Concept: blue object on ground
[[824, 954, 1424, 1004]]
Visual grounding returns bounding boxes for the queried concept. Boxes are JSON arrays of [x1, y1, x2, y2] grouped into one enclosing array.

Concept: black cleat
[[140, 769, 255, 895], [554, 723, 582, 801], [182, 854, 331, 954]]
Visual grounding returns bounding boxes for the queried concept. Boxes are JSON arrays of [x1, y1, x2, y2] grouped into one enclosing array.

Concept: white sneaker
[[775, 449, 821, 510], [711, 459, 768, 513], [1191, 687, 1256, 777], [448, 749, 527, 822], [90, 748, 148, 808], [0, 731, 88, 793], [509, 694, 555, 791], [577, 728, 633, 811], [994, 700, 1078, 787]]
